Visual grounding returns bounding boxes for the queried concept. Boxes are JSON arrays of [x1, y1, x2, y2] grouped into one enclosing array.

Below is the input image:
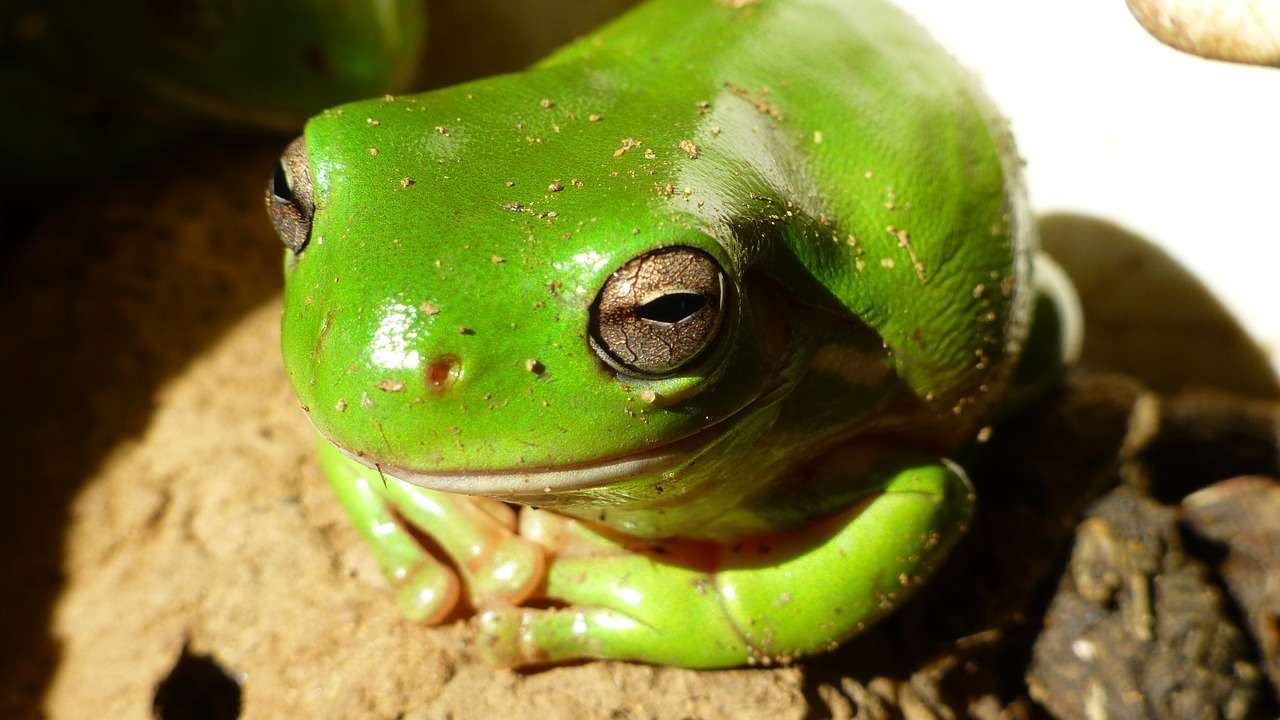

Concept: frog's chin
[[334, 417, 732, 499], [335, 372, 793, 498]]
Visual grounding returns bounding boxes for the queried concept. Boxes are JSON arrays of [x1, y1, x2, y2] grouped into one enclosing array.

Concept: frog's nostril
[[425, 355, 461, 393]]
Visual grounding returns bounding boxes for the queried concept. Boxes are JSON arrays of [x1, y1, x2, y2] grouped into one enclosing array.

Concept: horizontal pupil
[[272, 160, 294, 202], [635, 293, 705, 324]]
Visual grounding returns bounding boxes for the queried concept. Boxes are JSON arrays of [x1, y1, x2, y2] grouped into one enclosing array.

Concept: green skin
[[2, 0, 423, 185], [270, 0, 1075, 668], [60, 0, 425, 129]]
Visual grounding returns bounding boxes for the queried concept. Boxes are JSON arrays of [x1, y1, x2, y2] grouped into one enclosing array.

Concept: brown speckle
[[886, 226, 926, 282], [548, 182, 564, 192], [723, 83, 784, 120], [540, 98, 554, 108], [400, 177, 414, 188], [420, 302, 440, 315], [679, 140, 700, 159], [614, 138, 641, 157], [376, 379, 405, 392], [525, 359, 545, 374], [490, 255, 504, 263], [588, 113, 603, 122]]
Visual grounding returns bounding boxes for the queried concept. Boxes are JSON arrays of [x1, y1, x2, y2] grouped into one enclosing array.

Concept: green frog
[[268, 0, 1079, 668], [1, 0, 424, 185]]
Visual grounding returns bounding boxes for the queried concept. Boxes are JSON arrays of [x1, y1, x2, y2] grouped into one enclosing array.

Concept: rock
[[1027, 487, 1263, 720], [1039, 214, 1280, 401], [1182, 477, 1280, 694]]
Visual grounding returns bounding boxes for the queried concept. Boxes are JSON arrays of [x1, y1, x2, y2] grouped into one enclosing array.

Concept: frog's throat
[[334, 382, 790, 499]]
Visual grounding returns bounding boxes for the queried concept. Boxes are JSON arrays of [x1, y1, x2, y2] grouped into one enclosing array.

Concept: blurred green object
[[1, 0, 425, 187]]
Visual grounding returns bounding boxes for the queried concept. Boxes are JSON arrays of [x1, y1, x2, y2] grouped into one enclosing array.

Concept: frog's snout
[[267, 136, 315, 254]]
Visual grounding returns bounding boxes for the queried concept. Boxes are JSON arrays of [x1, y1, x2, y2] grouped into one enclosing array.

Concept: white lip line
[[339, 378, 792, 496], [339, 419, 724, 496], [345, 440, 696, 497]]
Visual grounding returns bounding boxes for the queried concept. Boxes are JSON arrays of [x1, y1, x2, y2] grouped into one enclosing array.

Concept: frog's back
[[544, 0, 1032, 412]]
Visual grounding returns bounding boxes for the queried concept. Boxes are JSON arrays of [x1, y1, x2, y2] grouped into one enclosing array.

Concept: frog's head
[[267, 67, 1033, 534], [266, 87, 796, 517]]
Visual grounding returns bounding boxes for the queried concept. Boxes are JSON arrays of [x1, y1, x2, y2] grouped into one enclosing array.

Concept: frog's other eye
[[267, 136, 314, 254], [591, 247, 726, 376]]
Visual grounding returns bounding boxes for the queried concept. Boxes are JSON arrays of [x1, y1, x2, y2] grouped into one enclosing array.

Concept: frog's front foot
[[322, 439, 971, 667], [318, 440, 545, 623], [479, 460, 974, 668]]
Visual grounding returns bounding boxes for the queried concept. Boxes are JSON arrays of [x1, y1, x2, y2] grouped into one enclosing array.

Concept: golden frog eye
[[266, 136, 314, 254], [591, 247, 726, 376]]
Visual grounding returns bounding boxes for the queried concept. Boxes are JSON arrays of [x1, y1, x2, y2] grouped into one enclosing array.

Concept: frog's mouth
[[335, 380, 788, 500]]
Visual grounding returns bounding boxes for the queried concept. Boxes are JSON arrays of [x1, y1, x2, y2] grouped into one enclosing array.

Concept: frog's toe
[[476, 605, 748, 668], [476, 606, 645, 667], [395, 557, 461, 624], [464, 533, 545, 608]]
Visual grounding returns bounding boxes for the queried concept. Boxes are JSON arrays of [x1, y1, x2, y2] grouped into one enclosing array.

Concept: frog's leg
[[316, 439, 544, 623], [477, 454, 974, 668]]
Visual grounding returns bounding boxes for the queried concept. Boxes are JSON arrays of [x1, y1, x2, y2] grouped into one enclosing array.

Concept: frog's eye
[[591, 247, 726, 376], [267, 136, 315, 254]]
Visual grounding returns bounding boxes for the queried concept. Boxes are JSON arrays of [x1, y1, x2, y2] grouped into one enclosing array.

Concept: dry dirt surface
[[2, 141, 1278, 720]]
